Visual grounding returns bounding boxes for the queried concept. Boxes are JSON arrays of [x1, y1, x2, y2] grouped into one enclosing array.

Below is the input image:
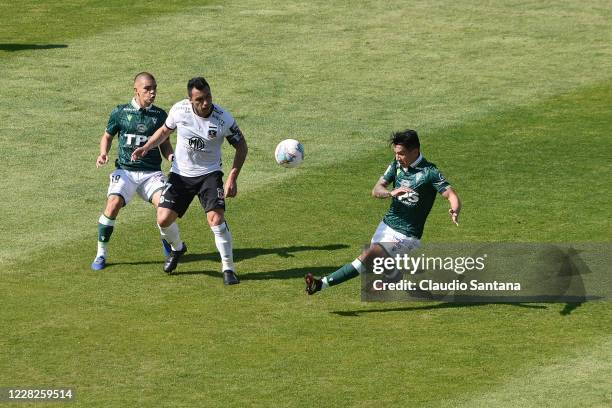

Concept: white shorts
[[107, 169, 166, 205], [370, 221, 420, 256]]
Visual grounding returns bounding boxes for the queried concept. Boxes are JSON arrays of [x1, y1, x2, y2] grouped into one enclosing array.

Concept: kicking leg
[[305, 244, 388, 295]]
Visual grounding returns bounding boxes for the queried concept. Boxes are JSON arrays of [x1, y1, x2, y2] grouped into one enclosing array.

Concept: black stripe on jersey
[[226, 122, 243, 145]]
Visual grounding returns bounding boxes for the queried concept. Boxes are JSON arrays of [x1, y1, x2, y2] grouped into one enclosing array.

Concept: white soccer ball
[[274, 139, 304, 168]]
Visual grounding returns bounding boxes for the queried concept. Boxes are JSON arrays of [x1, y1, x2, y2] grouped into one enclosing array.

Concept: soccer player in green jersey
[[305, 129, 461, 294], [91, 72, 184, 270]]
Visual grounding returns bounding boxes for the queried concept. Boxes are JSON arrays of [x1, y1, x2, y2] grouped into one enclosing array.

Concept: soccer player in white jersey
[[131, 77, 248, 284]]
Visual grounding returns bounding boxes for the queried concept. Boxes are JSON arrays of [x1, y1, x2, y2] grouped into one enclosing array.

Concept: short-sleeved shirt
[[165, 100, 243, 177], [381, 155, 450, 239], [106, 99, 168, 171]]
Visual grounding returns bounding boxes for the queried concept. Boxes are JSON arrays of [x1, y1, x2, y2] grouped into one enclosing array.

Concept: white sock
[[211, 222, 234, 272], [352, 258, 366, 274], [158, 222, 183, 251], [96, 241, 108, 258]]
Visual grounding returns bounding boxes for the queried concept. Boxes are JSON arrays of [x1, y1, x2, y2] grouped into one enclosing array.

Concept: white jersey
[[165, 100, 243, 177]]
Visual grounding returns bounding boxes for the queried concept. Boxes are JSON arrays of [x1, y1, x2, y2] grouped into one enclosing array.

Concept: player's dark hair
[[187, 77, 210, 97], [134, 72, 155, 83], [390, 129, 420, 150]]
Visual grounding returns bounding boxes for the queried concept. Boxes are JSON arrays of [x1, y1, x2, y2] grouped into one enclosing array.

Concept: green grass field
[[1, 1, 611, 406]]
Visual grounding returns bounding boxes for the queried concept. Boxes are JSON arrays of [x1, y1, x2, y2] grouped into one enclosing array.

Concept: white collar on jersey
[[402, 153, 424, 171], [410, 153, 424, 168], [131, 98, 152, 111]]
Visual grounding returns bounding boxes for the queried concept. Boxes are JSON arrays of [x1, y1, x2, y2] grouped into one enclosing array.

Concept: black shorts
[[159, 171, 225, 217]]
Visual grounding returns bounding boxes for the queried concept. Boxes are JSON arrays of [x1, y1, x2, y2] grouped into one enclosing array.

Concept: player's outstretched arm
[[442, 187, 461, 226], [96, 131, 114, 168], [225, 137, 248, 198], [131, 125, 174, 161]]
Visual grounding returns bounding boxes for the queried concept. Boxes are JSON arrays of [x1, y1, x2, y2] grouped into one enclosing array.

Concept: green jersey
[[382, 155, 450, 239], [106, 99, 168, 171]]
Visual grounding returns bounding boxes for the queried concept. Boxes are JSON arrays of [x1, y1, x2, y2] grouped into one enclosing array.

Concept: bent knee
[[105, 195, 124, 217], [361, 244, 387, 263], [157, 215, 172, 228], [157, 208, 177, 227], [206, 209, 225, 226]]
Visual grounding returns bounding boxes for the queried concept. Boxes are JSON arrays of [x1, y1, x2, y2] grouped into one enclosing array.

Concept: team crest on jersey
[[188, 137, 206, 151], [152, 118, 158, 125], [136, 124, 147, 133], [208, 125, 218, 138], [127, 114, 133, 122], [400, 179, 412, 188]]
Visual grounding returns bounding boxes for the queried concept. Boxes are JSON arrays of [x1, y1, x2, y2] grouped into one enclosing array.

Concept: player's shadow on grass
[[180, 244, 349, 264], [559, 302, 583, 315], [333, 301, 589, 317], [173, 266, 336, 281], [0, 43, 68, 51], [173, 243, 349, 280], [108, 244, 349, 269], [331, 302, 548, 317]]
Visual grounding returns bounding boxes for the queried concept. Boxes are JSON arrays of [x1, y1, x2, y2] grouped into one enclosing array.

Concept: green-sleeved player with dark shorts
[[305, 129, 462, 294], [91, 72, 184, 271]]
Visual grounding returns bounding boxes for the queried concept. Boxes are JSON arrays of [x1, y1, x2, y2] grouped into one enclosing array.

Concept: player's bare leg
[[306, 244, 386, 294]]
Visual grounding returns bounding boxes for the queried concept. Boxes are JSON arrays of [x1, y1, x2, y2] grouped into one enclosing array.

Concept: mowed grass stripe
[[2, 2, 611, 407], [4, 78, 611, 273], [2, 81, 610, 406], [0, 0, 215, 45], [449, 337, 612, 408], [421, 80, 612, 243], [2, 0, 612, 264]]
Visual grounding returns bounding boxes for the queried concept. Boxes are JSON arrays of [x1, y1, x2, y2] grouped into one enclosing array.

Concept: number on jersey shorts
[[158, 171, 225, 217], [371, 221, 421, 256], [107, 169, 166, 205]]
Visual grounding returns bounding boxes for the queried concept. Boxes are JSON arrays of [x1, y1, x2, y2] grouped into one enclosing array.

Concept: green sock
[[97, 214, 115, 243], [325, 263, 360, 287]]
